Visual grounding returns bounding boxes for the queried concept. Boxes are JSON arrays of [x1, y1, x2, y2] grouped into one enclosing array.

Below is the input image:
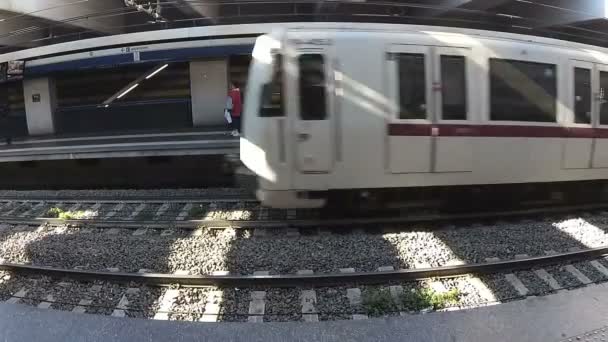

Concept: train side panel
[[325, 32, 608, 189]]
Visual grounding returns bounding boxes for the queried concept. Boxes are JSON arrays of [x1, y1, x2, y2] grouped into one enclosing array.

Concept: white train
[[241, 23, 608, 208]]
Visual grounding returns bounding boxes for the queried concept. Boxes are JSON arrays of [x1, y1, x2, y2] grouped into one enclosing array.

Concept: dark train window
[[574, 67, 591, 124], [0, 81, 27, 138], [259, 53, 284, 117], [299, 54, 327, 120], [441, 55, 467, 120], [600, 71, 608, 125], [397, 53, 426, 120], [490, 59, 556, 122]]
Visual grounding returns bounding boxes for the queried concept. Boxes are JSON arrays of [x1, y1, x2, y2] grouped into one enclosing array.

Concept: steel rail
[[3, 246, 608, 287], [1, 201, 607, 230]]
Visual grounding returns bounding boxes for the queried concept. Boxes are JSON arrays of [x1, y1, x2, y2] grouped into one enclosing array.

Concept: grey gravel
[[440, 277, 487, 308], [218, 288, 250, 322], [158, 203, 187, 220], [477, 275, 520, 301], [571, 261, 605, 283], [0, 204, 606, 324], [2, 212, 608, 278], [0, 202, 21, 214], [136, 204, 162, 221], [188, 202, 255, 221], [49, 281, 95, 311], [115, 204, 141, 219], [14, 276, 53, 306], [0, 273, 33, 301], [596, 257, 608, 271], [264, 288, 302, 322], [432, 223, 578, 264], [126, 286, 162, 319], [169, 288, 209, 321], [87, 283, 127, 315], [13, 229, 177, 272], [11, 202, 35, 216], [515, 270, 553, 295], [316, 287, 352, 321], [545, 265, 584, 289], [31, 203, 52, 217], [84, 203, 111, 217], [170, 231, 411, 275]]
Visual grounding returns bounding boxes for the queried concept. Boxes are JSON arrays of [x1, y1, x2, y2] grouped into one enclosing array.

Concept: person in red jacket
[[226, 81, 242, 137]]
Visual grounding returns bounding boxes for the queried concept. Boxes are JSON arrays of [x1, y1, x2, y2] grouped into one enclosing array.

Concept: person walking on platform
[[225, 81, 242, 137]]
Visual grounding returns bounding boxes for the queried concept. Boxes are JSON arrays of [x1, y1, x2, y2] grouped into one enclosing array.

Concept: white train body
[[241, 23, 608, 208]]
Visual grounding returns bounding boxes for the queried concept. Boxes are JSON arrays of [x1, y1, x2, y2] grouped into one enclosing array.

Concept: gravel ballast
[[125, 286, 163, 319], [515, 271, 553, 295], [87, 283, 127, 315], [477, 274, 520, 301], [218, 288, 250, 322], [316, 287, 352, 321], [264, 288, 302, 322], [0, 208, 606, 324], [169, 288, 209, 321], [0, 213, 607, 276]]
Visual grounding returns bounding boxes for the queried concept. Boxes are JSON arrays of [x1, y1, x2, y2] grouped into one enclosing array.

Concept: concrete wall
[[190, 59, 228, 126], [23, 77, 56, 135]]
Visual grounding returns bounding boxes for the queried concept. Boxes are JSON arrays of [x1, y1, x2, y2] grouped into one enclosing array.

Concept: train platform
[[0, 130, 239, 162], [2, 282, 608, 342]]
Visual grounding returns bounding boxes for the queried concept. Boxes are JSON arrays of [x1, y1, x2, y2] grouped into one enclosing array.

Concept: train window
[[574, 67, 591, 124], [441, 55, 467, 120], [299, 54, 327, 120], [259, 53, 284, 117], [490, 59, 556, 122], [397, 53, 426, 120], [600, 71, 608, 125]]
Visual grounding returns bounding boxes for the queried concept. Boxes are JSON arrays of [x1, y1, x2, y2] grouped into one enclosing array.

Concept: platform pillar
[[23, 77, 56, 135], [189, 59, 228, 127]]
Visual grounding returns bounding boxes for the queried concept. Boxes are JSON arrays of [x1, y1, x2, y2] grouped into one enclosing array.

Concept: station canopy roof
[[1, 0, 608, 56]]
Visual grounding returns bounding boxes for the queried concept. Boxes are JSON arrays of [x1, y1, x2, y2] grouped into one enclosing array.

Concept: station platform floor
[[2, 282, 608, 342], [0, 130, 239, 162]]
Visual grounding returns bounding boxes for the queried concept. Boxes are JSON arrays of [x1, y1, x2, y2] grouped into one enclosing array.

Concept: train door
[[431, 46, 473, 172], [592, 63, 608, 167], [290, 45, 334, 175], [386, 45, 433, 173], [563, 60, 594, 169]]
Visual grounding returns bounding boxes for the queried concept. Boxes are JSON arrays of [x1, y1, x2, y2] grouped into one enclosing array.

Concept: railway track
[[3, 245, 608, 287], [2, 243, 608, 322], [1, 190, 608, 322], [0, 197, 607, 230]]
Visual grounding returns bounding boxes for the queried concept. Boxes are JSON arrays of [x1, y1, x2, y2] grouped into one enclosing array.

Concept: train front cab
[[241, 32, 335, 208]]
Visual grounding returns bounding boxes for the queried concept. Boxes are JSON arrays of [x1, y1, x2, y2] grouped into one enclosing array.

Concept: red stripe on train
[[388, 124, 608, 138]]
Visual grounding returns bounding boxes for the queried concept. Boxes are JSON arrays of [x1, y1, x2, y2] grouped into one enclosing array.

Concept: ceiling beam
[[0, 0, 127, 35], [522, 0, 606, 28], [0, 10, 50, 49], [458, 0, 512, 11], [410, 0, 510, 18], [172, 0, 218, 22]]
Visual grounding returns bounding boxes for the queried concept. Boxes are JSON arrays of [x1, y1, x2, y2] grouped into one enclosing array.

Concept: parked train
[[241, 24, 608, 208]]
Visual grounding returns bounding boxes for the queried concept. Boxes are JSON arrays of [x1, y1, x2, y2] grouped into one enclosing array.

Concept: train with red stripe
[[241, 23, 608, 209]]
